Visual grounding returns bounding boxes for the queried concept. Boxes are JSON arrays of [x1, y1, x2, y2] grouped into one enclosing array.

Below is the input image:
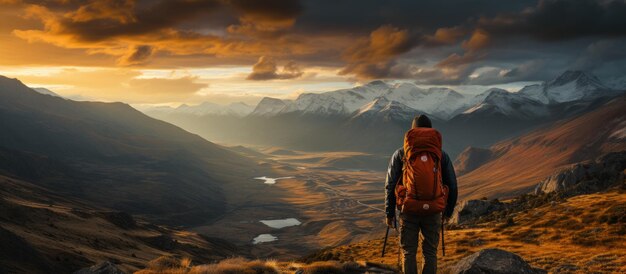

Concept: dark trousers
[[399, 213, 441, 274]]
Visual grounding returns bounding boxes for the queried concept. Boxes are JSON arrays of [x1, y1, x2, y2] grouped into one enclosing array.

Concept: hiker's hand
[[443, 216, 450, 224], [385, 216, 395, 228]]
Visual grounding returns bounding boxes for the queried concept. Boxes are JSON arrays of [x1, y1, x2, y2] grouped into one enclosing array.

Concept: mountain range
[[145, 71, 625, 159], [148, 71, 621, 122]]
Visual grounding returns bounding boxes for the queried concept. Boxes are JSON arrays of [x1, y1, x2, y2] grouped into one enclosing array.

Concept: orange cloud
[[462, 29, 490, 51], [8, 0, 313, 67], [430, 26, 467, 45], [246, 56, 303, 80], [339, 25, 414, 79], [117, 45, 154, 66]]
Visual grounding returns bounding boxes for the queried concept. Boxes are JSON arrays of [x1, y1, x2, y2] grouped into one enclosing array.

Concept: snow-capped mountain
[[250, 80, 468, 119], [351, 96, 418, 121], [384, 85, 467, 119], [147, 101, 254, 117], [461, 88, 548, 119], [148, 70, 622, 125], [250, 97, 290, 116], [278, 80, 394, 116], [519, 70, 616, 104]]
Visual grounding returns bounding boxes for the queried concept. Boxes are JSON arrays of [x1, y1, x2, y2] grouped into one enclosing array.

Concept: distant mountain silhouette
[[145, 71, 624, 158]]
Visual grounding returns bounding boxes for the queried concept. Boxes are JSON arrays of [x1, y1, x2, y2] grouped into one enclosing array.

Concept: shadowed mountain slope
[[0, 76, 259, 225], [0, 175, 240, 273]]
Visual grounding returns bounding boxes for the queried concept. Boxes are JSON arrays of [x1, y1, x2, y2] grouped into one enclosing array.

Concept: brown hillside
[[0, 175, 239, 273], [458, 95, 626, 199]]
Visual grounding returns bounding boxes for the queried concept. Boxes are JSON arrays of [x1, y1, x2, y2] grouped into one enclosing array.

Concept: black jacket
[[385, 148, 458, 218]]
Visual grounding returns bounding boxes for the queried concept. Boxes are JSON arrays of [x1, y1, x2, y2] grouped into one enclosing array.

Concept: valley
[[3, 0, 626, 272], [191, 148, 389, 259], [0, 72, 624, 273]]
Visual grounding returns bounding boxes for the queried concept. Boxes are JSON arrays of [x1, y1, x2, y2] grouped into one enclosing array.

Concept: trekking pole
[[395, 216, 400, 270], [381, 221, 390, 257], [441, 215, 446, 257]]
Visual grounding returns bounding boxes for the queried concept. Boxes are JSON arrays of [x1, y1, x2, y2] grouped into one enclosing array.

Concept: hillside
[[458, 95, 626, 199], [0, 175, 241, 273], [305, 189, 626, 273], [0, 76, 260, 225]]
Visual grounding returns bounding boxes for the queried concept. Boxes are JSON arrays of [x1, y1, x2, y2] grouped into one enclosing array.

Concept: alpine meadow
[[0, 1, 625, 273]]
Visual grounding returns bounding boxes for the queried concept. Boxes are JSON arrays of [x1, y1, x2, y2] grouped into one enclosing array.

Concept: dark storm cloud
[[294, 0, 537, 34], [57, 0, 223, 42], [572, 39, 626, 70], [229, 0, 302, 22], [479, 0, 626, 41], [5, 0, 626, 83]]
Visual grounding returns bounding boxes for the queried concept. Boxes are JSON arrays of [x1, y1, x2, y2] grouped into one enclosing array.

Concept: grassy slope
[[0, 175, 241, 274], [458, 95, 626, 200], [308, 189, 626, 273]]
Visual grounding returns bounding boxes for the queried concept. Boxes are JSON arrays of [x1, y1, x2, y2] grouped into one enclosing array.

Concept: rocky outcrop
[[534, 151, 625, 195], [450, 248, 546, 274], [74, 261, 126, 274], [450, 199, 504, 225]]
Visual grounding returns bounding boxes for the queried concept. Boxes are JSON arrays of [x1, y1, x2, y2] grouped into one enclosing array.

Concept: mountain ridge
[[0, 75, 260, 226], [147, 70, 623, 123]]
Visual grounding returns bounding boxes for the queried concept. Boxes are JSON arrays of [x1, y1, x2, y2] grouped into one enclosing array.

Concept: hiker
[[384, 114, 458, 274]]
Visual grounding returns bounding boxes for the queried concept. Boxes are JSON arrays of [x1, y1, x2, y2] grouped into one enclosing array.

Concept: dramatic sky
[[1, 0, 625, 106]]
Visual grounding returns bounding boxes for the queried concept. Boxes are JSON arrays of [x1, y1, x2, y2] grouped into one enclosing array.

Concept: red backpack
[[395, 127, 448, 215]]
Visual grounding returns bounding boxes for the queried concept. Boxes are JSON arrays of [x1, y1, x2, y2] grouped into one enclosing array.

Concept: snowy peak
[[425, 87, 464, 99], [483, 88, 512, 101], [547, 70, 605, 89], [364, 80, 391, 90], [175, 101, 253, 116], [354, 96, 390, 116], [250, 97, 288, 116], [463, 88, 548, 119], [146, 101, 254, 117], [520, 70, 616, 104], [383, 84, 466, 119], [352, 96, 417, 121]]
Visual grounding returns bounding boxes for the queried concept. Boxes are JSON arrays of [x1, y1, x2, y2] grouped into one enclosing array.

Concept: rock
[[534, 151, 626, 195], [450, 199, 503, 225], [74, 261, 126, 274], [450, 248, 546, 274]]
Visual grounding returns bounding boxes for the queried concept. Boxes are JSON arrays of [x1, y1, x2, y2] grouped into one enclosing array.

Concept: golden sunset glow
[[1, 0, 625, 105]]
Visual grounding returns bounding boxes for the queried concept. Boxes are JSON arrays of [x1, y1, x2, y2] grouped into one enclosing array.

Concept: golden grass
[[135, 256, 378, 274], [313, 191, 626, 273]]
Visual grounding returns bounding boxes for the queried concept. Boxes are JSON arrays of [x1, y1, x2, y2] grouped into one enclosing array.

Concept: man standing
[[384, 115, 458, 274]]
